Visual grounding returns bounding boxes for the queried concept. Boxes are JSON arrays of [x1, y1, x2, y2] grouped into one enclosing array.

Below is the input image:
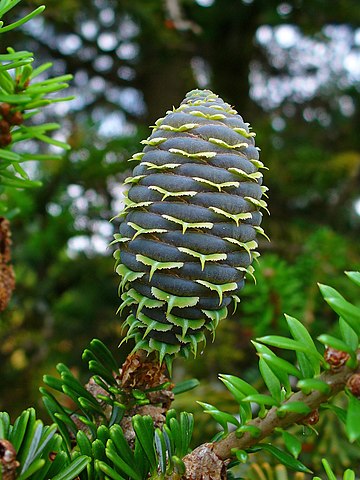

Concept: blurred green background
[[1, 0, 360, 473]]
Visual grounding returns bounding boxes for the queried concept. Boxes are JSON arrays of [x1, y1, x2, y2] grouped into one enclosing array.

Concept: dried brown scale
[[300, 408, 319, 426], [120, 350, 172, 392], [8, 111, 23, 126], [71, 351, 174, 446], [324, 346, 350, 371], [48, 451, 57, 462], [0, 119, 10, 133], [0, 133, 12, 147], [0, 103, 11, 118], [182, 444, 227, 480], [0, 218, 16, 312], [346, 373, 360, 398], [0, 102, 24, 147], [0, 439, 20, 480]]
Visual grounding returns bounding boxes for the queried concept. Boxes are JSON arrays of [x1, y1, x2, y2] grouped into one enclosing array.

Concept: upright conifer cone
[[114, 89, 268, 361]]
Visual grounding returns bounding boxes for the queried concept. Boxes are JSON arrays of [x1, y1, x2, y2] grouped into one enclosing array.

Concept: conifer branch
[[181, 353, 360, 480]]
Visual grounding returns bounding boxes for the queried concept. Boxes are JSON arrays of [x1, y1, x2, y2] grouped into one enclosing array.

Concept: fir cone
[[0, 218, 15, 312], [113, 89, 268, 360]]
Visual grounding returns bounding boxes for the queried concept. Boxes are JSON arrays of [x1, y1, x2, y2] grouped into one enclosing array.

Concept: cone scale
[[113, 89, 268, 361]]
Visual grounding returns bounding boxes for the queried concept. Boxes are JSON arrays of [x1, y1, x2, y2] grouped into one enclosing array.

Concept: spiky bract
[[113, 89, 268, 361]]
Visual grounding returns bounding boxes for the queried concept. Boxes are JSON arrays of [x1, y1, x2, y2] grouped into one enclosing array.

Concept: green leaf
[[97, 425, 110, 445], [232, 449, 249, 463], [252, 342, 297, 396], [173, 378, 200, 395], [277, 402, 311, 416], [345, 271, 360, 287], [34, 133, 71, 150], [76, 430, 92, 457], [109, 424, 135, 470], [9, 409, 30, 451], [0, 412, 10, 438], [133, 426, 151, 480], [96, 460, 127, 480], [0, 149, 21, 161], [346, 393, 360, 442], [219, 374, 258, 398], [197, 402, 239, 432], [154, 429, 167, 474], [43, 375, 64, 393], [0, 5, 45, 32], [339, 317, 359, 353], [0, 174, 42, 188], [109, 404, 126, 426], [296, 351, 316, 379], [242, 394, 278, 407], [163, 425, 174, 458], [16, 458, 46, 480], [87, 339, 119, 375], [18, 418, 43, 472], [132, 415, 157, 472], [78, 396, 105, 417], [169, 417, 183, 456], [343, 469, 356, 480], [257, 335, 321, 359], [92, 438, 106, 463], [172, 455, 186, 476], [0, 92, 32, 103], [318, 284, 360, 335], [106, 440, 142, 480], [179, 412, 193, 455], [321, 404, 347, 424], [45, 451, 69, 479], [219, 374, 257, 422], [321, 459, 337, 480], [259, 358, 281, 404], [297, 378, 331, 395], [236, 425, 261, 438], [285, 315, 323, 374], [40, 391, 72, 451], [51, 455, 91, 480], [248, 444, 312, 473], [282, 431, 302, 458], [261, 351, 301, 379]]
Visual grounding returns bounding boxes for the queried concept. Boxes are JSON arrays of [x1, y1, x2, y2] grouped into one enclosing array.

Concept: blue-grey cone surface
[[113, 89, 268, 361]]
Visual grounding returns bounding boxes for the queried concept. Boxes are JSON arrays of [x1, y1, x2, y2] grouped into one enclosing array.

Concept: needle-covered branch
[[216, 351, 360, 459], [180, 272, 360, 479], [180, 354, 360, 480]]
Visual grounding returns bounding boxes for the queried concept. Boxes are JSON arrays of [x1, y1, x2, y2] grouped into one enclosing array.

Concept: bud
[[0, 218, 16, 312], [324, 346, 350, 370], [0, 133, 12, 147], [347, 373, 360, 398], [0, 119, 10, 133], [301, 409, 319, 426], [8, 111, 23, 126], [0, 103, 11, 119], [0, 439, 20, 480]]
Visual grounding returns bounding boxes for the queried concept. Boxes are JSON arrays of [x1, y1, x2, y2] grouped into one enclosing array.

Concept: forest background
[[1, 0, 360, 473]]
